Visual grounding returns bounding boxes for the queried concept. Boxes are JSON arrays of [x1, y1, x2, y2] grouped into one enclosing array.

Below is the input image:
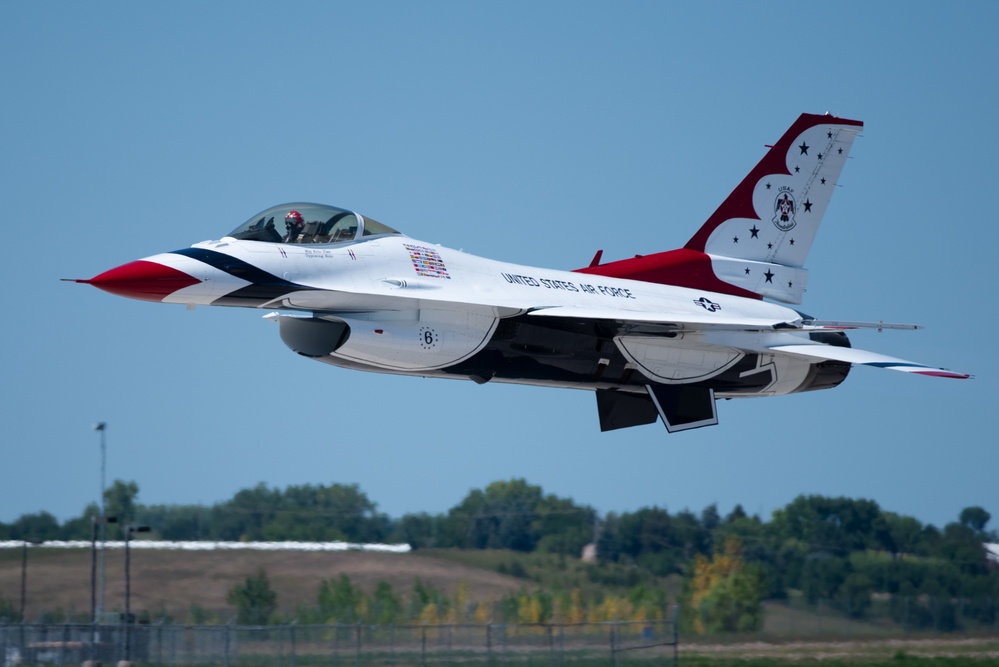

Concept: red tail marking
[[685, 113, 862, 253]]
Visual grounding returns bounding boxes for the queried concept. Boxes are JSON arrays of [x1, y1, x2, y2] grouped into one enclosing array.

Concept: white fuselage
[[138, 234, 828, 398]]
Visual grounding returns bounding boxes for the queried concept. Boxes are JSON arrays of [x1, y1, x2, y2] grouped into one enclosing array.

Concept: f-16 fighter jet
[[73, 113, 968, 433]]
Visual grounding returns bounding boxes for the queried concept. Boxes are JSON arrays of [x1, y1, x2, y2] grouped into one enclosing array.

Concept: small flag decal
[[404, 244, 451, 279]]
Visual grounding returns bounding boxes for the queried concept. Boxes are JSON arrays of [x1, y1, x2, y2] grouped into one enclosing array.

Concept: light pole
[[123, 524, 150, 664], [19, 539, 43, 623], [18, 538, 43, 657], [93, 422, 108, 622], [90, 515, 117, 624]]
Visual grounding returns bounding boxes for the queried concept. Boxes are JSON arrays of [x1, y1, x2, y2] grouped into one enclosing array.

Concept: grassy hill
[[0, 546, 545, 622], [2, 545, 689, 623]]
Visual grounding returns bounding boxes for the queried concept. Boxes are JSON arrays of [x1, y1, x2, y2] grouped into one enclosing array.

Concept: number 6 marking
[[419, 326, 438, 350]]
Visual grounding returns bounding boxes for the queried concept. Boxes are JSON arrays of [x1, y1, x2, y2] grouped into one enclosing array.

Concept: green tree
[[227, 569, 278, 625], [139, 504, 208, 540], [213, 482, 279, 541], [4, 511, 62, 541], [104, 479, 139, 526], [391, 512, 440, 549], [188, 603, 219, 625], [439, 479, 544, 551], [939, 522, 989, 576], [883, 512, 928, 556], [210, 482, 389, 542], [800, 555, 849, 603], [770, 495, 893, 555], [0, 598, 17, 623], [837, 572, 874, 618], [959, 506, 993, 538], [59, 503, 103, 540], [534, 495, 596, 556], [680, 538, 765, 634], [613, 507, 683, 575], [317, 574, 362, 623], [626, 583, 669, 619], [599, 505, 714, 576], [409, 577, 450, 619], [618, 507, 674, 559], [370, 581, 402, 624], [595, 512, 623, 562], [673, 509, 712, 559], [265, 483, 390, 542], [701, 504, 721, 533], [725, 504, 747, 523]]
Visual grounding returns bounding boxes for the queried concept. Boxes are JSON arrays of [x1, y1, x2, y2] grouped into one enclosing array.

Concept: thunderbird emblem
[[773, 187, 797, 232]]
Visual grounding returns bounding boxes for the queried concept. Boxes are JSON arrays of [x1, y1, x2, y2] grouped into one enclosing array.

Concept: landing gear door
[[645, 384, 718, 433]]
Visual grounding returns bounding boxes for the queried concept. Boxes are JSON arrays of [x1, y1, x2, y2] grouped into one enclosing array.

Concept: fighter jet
[[72, 113, 968, 433]]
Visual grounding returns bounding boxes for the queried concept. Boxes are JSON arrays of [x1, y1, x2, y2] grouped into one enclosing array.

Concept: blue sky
[[2, 2, 994, 532]]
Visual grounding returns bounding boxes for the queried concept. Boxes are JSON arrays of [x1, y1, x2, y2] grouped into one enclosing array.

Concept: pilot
[[283, 210, 305, 242]]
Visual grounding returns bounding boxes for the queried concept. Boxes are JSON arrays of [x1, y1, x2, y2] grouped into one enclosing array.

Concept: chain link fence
[[1, 619, 679, 667], [4, 597, 997, 666]]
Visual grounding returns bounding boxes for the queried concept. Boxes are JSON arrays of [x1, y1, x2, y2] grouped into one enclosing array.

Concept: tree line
[[1, 479, 996, 631], [221, 569, 672, 628]]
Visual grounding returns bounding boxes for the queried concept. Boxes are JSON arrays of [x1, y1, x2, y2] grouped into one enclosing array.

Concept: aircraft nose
[[78, 260, 202, 302]]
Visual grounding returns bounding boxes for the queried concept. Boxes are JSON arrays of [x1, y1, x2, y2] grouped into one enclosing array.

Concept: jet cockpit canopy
[[226, 203, 400, 245]]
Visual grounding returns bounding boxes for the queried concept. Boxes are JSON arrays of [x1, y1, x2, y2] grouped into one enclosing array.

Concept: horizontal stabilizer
[[801, 320, 922, 331], [769, 344, 969, 379]]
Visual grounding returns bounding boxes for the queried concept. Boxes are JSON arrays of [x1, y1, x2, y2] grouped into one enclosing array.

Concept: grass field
[[679, 659, 999, 667], [679, 637, 999, 663]]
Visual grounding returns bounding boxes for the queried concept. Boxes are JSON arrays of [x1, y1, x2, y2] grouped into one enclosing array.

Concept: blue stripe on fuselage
[[171, 247, 313, 306]]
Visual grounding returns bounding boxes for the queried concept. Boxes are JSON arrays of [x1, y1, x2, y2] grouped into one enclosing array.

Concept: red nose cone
[[83, 260, 201, 302]]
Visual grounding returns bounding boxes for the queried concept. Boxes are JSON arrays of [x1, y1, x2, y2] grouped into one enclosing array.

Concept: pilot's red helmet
[[285, 210, 304, 225]]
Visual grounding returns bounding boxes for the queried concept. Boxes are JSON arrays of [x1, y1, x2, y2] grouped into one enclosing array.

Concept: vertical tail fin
[[576, 113, 863, 304]]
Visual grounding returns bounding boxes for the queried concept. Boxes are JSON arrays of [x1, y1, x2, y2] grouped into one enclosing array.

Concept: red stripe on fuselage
[[573, 248, 761, 300]]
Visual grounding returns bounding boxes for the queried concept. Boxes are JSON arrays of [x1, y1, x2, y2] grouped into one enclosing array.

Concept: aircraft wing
[[768, 344, 970, 379], [526, 305, 790, 332], [526, 305, 969, 379]]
